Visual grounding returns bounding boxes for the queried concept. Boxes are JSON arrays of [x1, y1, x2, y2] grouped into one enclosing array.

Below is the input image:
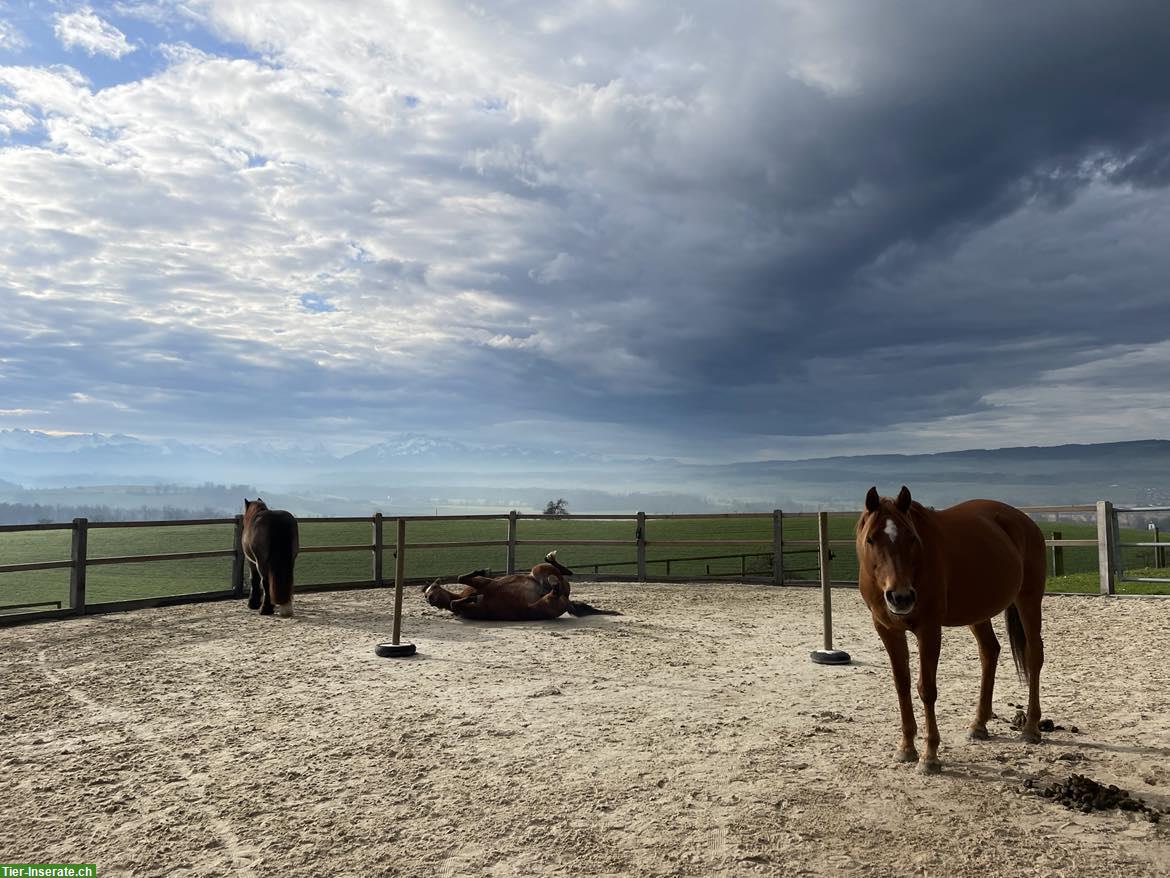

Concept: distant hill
[[1, 428, 1167, 511], [681, 440, 1170, 509]]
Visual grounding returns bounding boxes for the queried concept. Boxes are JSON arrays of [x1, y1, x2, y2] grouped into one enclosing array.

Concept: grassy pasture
[[2, 514, 1167, 614]]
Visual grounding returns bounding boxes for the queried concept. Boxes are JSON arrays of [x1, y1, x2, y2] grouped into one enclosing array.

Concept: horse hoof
[[247, 600, 261, 610], [1020, 729, 1042, 744], [895, 748, 918, 764], [968, 727, 989, 741], [918, 759, 942, 775], [260, 605, 274, 616]]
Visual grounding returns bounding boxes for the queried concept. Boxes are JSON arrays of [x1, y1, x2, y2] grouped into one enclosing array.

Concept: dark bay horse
[[424, 552, 620, 621], [241, 498, 299, 617], [856, 486, 1047, 774]]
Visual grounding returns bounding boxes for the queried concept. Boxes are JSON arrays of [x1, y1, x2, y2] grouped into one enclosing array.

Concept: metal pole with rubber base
[[376, 517, 417, 658], [811, 511, 851, 666]]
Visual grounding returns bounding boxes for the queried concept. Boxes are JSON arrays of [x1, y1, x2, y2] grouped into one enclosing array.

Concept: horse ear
[[896, 485, 912, 513], [865, 487, 880, 512]]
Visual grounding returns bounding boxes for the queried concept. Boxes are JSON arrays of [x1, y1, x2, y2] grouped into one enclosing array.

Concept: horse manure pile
[[1023, 774, 1162, 822], [1007, 704, 1077, 734]]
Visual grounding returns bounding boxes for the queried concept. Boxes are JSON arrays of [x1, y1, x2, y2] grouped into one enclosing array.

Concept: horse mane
[[243, 497, 270, 524]]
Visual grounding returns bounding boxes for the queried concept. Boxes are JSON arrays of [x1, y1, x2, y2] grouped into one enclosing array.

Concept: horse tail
[[266, 537, 296, 617], [1005, 604, 1027, 684], [566, 600, 621, 617]]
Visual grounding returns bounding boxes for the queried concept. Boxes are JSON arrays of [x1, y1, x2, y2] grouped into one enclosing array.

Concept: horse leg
[[874, 623, 918, 764], [258, 563, 275, 615], [425, 583, 487, 618], [914, 624, 943, 774], [968, 619, 1000, 740], [1013, 594, 1045, 744], [525, 589, 569, 620], [449, 591, 492, 620], [247, 561, 263, 610]]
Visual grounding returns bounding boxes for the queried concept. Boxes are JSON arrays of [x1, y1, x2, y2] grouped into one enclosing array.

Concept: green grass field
[[2, 514, 1167, 615]]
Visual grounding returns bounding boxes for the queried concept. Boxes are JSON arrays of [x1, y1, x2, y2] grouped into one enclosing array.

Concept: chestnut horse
[[856, 486, 1046, 774], [424, 552, 620, 621], [241, 498, 299, 617]]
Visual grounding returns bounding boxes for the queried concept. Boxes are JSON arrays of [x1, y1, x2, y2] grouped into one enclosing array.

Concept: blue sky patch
[[0, 3, 261, 91], [299, 293, 337, 313]]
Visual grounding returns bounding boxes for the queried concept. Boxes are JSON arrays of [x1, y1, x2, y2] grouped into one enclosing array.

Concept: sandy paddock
[[1, 582, 1168, 878]]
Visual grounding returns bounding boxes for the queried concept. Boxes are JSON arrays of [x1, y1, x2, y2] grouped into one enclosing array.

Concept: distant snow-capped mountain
[[0, 428, 614, 484], [0, 429, 150, 452], [339, 433, 605, 469]]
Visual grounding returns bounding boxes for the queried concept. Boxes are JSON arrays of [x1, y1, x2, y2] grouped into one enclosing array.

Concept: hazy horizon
[[2, 430, 1167, 518]]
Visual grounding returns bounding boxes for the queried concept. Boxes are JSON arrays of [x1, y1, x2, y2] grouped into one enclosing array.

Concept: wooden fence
[[1, 502, 1167, 627]]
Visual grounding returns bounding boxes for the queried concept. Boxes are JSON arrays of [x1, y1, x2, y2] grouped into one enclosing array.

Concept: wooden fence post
[[507, 511, 518, 574], [636, 512, 647, 582], [231, 514, 245, 596], [1096, 500, 1116, 595], [69, 517, 88, 614], [1112, 506, 1125, 587], [373, 513, 384, 587], [393, 518, 406, 644], [1050, 530, 1064, 577], [772, 509, 783, 585]]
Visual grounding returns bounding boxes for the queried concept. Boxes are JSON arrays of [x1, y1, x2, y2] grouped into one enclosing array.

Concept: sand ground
[[1, 582, 1168, 877]]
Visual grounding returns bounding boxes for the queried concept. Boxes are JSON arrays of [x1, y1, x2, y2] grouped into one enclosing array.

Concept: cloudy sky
[[1, 1, 1169, 464]]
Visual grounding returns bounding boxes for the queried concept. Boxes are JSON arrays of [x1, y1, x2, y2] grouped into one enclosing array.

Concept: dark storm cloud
[[518, 0, 1170, 442]]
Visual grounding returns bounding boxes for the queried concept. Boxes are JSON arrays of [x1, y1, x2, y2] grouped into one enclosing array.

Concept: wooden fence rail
[[2, 502, 1168, 627]]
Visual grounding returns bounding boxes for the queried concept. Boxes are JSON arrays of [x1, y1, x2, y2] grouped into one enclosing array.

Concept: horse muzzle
[[883, 587, 916, 616]]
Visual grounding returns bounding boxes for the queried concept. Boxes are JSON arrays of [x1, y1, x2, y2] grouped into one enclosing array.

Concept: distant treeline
[[0, 503, 231, 525]]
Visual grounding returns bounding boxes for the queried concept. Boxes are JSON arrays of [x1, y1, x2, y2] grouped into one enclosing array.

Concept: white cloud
[[54, 7, 136, 59], [0, 18, 27, 52]]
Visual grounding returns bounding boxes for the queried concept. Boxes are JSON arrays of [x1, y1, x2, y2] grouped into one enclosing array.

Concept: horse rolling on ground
[[241, 498, 299, 617], [856, 486, 1047, 774], [424, 552, 620, 621]]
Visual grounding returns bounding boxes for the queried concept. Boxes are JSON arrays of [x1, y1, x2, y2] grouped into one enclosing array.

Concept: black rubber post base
[[810, 648, 851, 665], [375, 641, 417, 658]]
